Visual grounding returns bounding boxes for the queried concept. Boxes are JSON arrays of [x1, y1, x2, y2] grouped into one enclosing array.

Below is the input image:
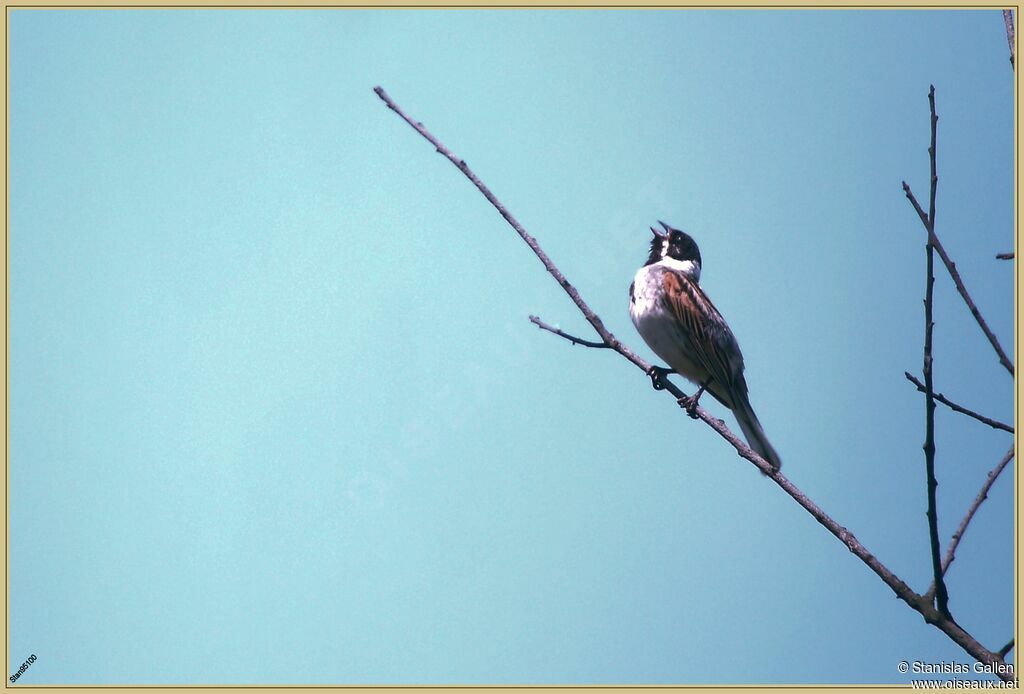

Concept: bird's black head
[[645, 221, 702, 274]]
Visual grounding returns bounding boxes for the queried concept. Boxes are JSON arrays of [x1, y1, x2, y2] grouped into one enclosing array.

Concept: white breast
[[629, 264, 662, 324], [629, 263, 707, 386]]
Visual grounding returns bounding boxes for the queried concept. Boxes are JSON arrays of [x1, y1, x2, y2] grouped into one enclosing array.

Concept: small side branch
[[904, 372, 1014, 433], [998, 639, 1015, 658], [927, 446, 1015, 599], [1004, 10, 1015, 68], [529, 315, 611, 349], [995, 252, 1014, 260]]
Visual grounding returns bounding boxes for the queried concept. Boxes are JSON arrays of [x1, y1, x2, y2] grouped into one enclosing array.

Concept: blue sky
[[8, 9, 1015, 685]]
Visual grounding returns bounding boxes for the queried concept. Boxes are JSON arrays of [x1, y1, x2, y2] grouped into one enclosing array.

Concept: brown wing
[[661, 270, 748, 406]]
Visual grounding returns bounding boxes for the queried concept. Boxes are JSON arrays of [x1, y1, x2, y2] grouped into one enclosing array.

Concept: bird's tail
[[730, 393, 782, 472]]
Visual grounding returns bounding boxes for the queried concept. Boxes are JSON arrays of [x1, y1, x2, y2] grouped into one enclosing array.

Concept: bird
[[629, 221, 782, 472]]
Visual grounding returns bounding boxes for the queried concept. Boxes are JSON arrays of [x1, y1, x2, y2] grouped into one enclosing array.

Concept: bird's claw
[[676, 395, 701, 419], [677, 379, 711, 418], [647, 366, 675, 391]]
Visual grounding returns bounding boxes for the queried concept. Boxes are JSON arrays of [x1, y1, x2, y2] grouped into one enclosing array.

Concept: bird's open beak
[[650, 226, 666, 239], [657, 220, 672, 232]]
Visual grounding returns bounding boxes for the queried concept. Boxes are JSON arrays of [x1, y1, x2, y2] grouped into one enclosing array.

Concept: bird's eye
[[670, 232, 682, 244]]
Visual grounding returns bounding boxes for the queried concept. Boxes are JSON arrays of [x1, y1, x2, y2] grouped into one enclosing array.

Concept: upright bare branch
[[374, 85, 1015, 681], [902, 85, 951, 619]]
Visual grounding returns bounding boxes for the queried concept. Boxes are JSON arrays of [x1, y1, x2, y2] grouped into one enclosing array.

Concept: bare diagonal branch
[[373, 86, 625, 355], [902, 184, 1014, 377], [374, 85, 1014, 682], [995, 252, 1014, 260], [943, 445, 1014, 576], [904, 372, 1014, 433], [927, 446, 1015, 599]]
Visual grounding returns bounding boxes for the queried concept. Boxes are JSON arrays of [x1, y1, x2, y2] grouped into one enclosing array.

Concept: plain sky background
[[8, 9, 1016, 685]]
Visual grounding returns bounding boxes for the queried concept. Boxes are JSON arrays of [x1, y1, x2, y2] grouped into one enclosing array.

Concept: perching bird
[[629, 221, 782, 471]]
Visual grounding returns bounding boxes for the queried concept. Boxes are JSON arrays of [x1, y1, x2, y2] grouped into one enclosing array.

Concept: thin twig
[[904, 372, 1014, 433], [926, 446, 1015, 599], [374, 85, 1014, 682], [528, 315, 611, 349], [995, 252, 1014, 260], [1004, 10, 1015, 68], [998, 639, 1015, 658], [902, 186, 1014, 377]]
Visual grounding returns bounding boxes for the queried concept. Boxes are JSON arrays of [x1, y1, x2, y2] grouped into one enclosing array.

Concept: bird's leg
[[677, 378, 713, 419], [646, 366, 676, 391]]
